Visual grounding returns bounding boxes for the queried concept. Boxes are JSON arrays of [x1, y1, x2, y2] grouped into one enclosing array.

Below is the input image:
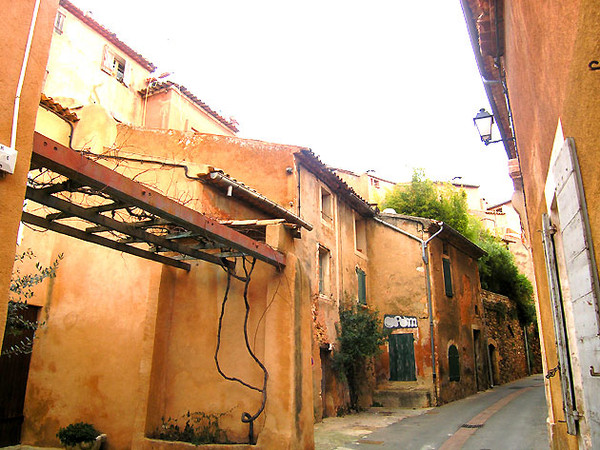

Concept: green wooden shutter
[[448, 345, 460, 381], [443, 258, 453, 297], [357, 268, 366, 304]]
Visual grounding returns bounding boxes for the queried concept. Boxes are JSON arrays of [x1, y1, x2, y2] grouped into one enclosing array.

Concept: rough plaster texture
[[500, 1, 598, 447], [0, 0, 58, 350], [366, 216, 488, 407], [18, 125, 315, 449]]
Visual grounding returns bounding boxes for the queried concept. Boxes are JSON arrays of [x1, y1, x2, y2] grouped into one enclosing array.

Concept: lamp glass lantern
[[473, 108, 494, 145]]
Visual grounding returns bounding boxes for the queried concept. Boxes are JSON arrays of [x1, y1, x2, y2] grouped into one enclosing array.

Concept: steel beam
[[26, 186, 226, 267], [32, 133, 285, 268], [21, 212, 190, 271]]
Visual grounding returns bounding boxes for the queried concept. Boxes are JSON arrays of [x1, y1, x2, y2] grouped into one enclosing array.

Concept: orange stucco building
[[462, 0, 600, 448], [371, 214, 489, 407], [2, 2, 501, 448], [0, 0, 59, 398], [44, 0, 238, 136]]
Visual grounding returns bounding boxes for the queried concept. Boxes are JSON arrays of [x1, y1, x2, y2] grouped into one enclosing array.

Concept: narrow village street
[[315, 374, 548, 450]]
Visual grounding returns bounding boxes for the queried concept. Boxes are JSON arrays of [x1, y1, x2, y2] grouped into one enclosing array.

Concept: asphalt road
[[315, 374, 549, 450]]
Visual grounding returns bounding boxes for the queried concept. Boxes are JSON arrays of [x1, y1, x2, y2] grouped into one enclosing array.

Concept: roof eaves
[[378, 212, 485, 259], [199, 169, 313, 231], [295, 149, 376, 217], [427, 221, 486, 259], [139, 81, 239, 133], [460, 0, 516, 160], [40, 94, 80, 122], [60, 0, 156, 72], [487, 199, 511, 210]]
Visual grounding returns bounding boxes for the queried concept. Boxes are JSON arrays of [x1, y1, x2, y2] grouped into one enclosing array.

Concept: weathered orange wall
[[144, 89, 236, 136], [114, 128, 298, 212], [19, 125, 315, 449], [0, 0, 58, 347], [43, 3, 151, 123], [503, 1, 592, 447], [21, 234, 162, 448], [367, 219, 433, 390], [428, 237, 488, 404]]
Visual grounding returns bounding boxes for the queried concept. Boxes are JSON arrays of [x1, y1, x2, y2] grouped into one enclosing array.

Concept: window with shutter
[[356, 267, 366, 304], [100, 45, 129, 85], [442, 257, 453, 297], [543, 136, 600, 437], [448, 345, 460, 381], [101, 45, 113, 74], [318, 246, 330, 296]]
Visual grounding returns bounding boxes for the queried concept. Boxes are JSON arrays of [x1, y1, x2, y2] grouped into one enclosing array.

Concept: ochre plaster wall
[[0, 0, 58, 347], [428, 238, 488, 404], [145, 89, 236, 136], [367, 219, 433, 391], [18, 125, 315, 448], [34, 106, 72, 147], [503, 1, 592, 447], [114, 128, 298, 213], [43, 4, 151, 124], [20, 234, 162, 448]]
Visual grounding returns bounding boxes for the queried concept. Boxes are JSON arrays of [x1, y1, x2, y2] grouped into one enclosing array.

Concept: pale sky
[[71, 0, 514, 205]]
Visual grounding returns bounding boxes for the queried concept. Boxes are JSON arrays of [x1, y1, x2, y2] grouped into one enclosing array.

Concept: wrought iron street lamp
[[473, 108, 494, 145]]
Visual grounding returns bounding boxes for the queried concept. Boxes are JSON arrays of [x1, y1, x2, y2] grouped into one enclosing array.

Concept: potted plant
[[57, 422, 106, 450]]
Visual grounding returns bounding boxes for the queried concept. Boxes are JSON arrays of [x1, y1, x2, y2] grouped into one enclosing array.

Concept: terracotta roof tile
[[295, 149, 376, 217], [59, 0, 156, 72], [40, 94, 80, 122]]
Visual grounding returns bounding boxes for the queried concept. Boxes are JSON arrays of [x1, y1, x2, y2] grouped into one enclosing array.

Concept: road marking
[[438, 386, 534, 450]]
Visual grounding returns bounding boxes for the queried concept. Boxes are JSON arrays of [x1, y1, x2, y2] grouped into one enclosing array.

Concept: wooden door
[[389, 333, 416, 381], [0, 304, 40, 446]]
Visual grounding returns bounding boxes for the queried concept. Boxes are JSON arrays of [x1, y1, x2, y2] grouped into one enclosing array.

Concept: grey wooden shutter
[[541, 213, 577, 434], [544, 137, 600, 442]]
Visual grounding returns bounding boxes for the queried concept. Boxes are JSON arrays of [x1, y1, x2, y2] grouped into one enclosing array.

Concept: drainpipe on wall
[[373, 217, 444, 406], [523, 325, 531, 376], [11, 0, 42, 151]]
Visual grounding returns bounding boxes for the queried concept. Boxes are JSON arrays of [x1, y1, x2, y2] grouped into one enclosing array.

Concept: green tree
[[381, 170, 536, 325], [3, 250, 62, 357], [334, 303, 385, 411], [381, 169, 470, 235], [477, 238, 535, 324]]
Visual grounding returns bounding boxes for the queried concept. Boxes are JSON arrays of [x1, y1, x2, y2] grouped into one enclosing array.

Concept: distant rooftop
[[60, 0, 156, 72], [60, 0, 237, 132], [139, 81, 239, 133]]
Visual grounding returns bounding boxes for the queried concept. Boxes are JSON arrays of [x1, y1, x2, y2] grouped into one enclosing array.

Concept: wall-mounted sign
[[384, 315, 418, 329]]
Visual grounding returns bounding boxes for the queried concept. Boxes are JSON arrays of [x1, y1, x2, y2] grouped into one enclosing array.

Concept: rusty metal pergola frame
[[22, 133, 286, 271]]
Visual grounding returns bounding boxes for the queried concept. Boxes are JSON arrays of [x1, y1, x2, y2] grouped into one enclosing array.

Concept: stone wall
[[482, 290, 542, 386]]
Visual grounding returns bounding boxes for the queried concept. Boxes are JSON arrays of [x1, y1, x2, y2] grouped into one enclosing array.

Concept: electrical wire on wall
[[214, 256, 268, 445]]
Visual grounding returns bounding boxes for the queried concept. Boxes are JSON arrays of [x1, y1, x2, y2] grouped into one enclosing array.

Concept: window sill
[[318, 294, 335, 302]]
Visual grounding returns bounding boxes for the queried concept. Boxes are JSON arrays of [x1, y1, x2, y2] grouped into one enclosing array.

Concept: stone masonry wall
[[482, 290, 542, 385]]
